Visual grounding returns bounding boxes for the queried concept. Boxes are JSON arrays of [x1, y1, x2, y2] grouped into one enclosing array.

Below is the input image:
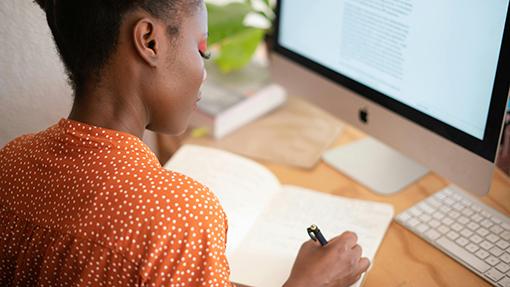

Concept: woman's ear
[[133, 18, 160, 67]]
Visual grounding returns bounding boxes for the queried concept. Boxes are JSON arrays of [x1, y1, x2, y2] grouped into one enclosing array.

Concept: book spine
[[215, 84, 287, 139]]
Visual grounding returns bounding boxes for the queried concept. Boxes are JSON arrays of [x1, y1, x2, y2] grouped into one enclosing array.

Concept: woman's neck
[[68, 81, 149, 139]]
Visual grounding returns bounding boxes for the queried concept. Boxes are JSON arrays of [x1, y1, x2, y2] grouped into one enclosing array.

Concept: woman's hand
[[283, 231, 370, 287]]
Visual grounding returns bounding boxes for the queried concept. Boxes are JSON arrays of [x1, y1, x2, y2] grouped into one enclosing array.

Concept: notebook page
[[164, 145, 281, 256], [229, 185, 394, 287]]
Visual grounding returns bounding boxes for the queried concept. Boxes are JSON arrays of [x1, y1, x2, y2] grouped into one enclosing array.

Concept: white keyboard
[[396, 186, 510, 287]]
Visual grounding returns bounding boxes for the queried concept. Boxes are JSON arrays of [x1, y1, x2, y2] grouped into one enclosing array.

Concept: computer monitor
[[270, 0, 510, 195]]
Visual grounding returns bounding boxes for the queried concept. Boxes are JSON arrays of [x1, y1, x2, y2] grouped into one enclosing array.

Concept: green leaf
[[206, 2, 254, 45], [214, 28, 265, 73]]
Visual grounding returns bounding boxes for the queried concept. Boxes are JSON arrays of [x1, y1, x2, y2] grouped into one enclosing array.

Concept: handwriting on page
[[229, 185, 394, 287]]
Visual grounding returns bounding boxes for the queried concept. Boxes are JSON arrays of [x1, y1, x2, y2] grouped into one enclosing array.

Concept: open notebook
[[164, 145, 394, 287]]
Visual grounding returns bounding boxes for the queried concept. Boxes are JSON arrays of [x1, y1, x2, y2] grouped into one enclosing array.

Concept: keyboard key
[[451, 223, 463, 232], [476, 249, 490, 260], [397, 212, 411, 222], [461, 208, 474, 217], [458, 216, 469, 225], [485, 268, 504, 281], [448, 211, 460, 219], [501, 231, 510, 241], [496, 240, 510, 252], [502, 253, 510, 263], [492, 216, 502, 224], [486, 256, 501, 266], [432, 212, 445, 220], [477, 228, 489, 237], [408, 218, 420, 227], [435, 192, 447, 200], [471, 205, 481, 212], [481, 241, 494, 250], [427, 197, 441, 207], [440, 206, 451, 214], [418, 202, 434, 214], [444, 198, 454, 206], [466, 243, 479, 253], [496, 262, 510, 273], [487, 234, 500, 243], [502, 223, 510, 231], [498, 277, 510, 287], [416, 223, 429, 233], [438, 225, 450, 234], [470, 234, 483, 244], [481, 219, 494, 228], [419, 214, 432, 222], [461, 198, 471, 206], [471, 213, 483, 222], [481, 210, 491, 218], [437, 237, 490, 273], [425, 229, 441, 240], [443, 188, 453, 194], [442, 217, 454, 226], [468, 222, 480, 231], [409, 208, 422, 217], [453, 202, 464, 211], [455, 237, 469, 247], [460, 229, 473, 238], [429, 219, 441, 228], [490, 224, 504, 235], [447, 231, 459, 240], [490, 246, 504, 257]]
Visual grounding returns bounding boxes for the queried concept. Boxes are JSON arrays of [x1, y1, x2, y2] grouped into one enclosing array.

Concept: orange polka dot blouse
[[0, 119, 232, 286]]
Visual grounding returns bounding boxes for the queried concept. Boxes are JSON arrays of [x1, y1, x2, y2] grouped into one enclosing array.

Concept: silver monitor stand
[[323, 137, 429, 195]]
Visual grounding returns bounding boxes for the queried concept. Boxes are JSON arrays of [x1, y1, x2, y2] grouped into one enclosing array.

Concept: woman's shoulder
[[76, 167, 228, 262], [1, 133, 36, 153], [151, 168, 223, 212], [120, 166, 226, 224], [0, 122, 62, 155]]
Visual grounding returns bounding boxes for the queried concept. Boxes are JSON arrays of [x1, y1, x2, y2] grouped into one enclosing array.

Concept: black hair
[[34, 0, 200, 96]]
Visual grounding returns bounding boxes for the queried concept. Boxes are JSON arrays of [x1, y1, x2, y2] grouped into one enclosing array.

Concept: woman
[[0, 0, 370, 286]]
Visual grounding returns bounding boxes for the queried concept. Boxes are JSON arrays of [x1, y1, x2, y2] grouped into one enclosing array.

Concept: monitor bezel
[[272, 0, 510, 162]]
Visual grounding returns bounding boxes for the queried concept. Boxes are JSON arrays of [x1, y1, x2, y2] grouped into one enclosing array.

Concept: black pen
[[307, 224, 328, 246]]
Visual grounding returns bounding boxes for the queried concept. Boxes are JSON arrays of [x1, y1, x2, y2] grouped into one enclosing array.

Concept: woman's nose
[[202, 69, 207, 83]]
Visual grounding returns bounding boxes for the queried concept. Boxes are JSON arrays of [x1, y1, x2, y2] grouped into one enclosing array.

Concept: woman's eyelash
[[199, 49, 211, 60]]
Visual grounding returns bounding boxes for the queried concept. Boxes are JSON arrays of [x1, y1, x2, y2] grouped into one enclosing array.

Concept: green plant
[[206, 0, 275, 73]]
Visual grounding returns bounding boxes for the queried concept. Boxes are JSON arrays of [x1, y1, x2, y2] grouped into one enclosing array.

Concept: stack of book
[[192, 63, 287, 139]]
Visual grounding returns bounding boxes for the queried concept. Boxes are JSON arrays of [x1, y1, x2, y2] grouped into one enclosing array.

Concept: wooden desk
[[157, 124, 510, 287]]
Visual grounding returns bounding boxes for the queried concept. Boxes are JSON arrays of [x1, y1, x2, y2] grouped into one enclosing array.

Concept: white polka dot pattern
[[0, 119, 231, 286]]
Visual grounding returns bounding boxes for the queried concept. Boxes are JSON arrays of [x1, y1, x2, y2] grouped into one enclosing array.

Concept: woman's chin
[[145, 121, 188, 137], [172, 118, 193, 136]]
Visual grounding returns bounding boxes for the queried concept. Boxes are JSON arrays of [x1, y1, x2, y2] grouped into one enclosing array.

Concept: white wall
[[0, 1, 72, 147], [0, 1, 158, 153]]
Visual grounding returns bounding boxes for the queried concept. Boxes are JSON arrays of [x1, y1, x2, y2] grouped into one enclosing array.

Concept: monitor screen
[[277, 0, 509, 141]]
